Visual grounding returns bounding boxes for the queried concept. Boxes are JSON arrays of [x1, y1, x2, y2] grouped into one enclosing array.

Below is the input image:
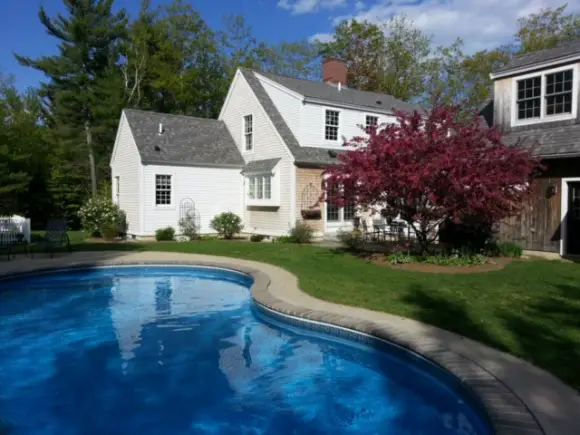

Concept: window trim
[[242, 114, 254, 153], [323, 107, 341, 142], [511, 64, 578, 127], [154, 174, 173, 207], [324, 182, 356, 225], [365, 114, 379, 130], [246, 172, 276, 206]]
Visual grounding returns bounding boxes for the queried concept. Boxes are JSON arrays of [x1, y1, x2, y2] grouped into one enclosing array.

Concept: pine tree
[[16, 0, 127, 197]]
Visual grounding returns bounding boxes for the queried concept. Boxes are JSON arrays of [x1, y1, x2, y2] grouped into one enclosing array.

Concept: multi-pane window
[[516, 68, 575, 122], [256, 176, 263, 199], [325, 110, 339, 141], [545, 70, 573, 116], [248, 177, 256, 199], [264, 176, 271, 199], [244, 115, 253, 151], [366, 115, 379, 129], [155, 175, 171, 206], [114, 176, 120, 205], [517, 76, 541, 120], [247, 175, 272, 200], [326, 183, 340, 221], [343, 203, 356, 221]]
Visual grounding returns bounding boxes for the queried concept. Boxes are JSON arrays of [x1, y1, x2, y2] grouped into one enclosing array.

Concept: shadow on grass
[[401, 282, 580, 390]]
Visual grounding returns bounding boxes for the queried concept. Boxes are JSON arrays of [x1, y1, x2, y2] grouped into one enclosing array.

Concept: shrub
[[250, 234, 266, 242], [387, 252, 414, 264], [155, 226, 175, 241], [210, 212, 243, 239], [273, 235, 294, 243], [199, 234, 219, 241], [424, 253, 488, 266], [78, 196, 125, 237], [497, 242, 523, 258], [289, 220, 313, 244], [337, 229, 364, 250], [178, 214, 198, 241], [100, 222, 118, 241]]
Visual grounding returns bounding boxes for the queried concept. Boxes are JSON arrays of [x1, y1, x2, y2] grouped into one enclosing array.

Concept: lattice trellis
[[179, 197, 200, 228], [300, 183, 322, 220]]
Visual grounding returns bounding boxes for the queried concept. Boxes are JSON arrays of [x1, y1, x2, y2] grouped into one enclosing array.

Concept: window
[[264, 176, 271, 199], [249, 177, 256, 199], [325, 109, 339, 141], [516, 77, 541, 120], [155, 175, 172, 206], [343, 203, 356, 221], [327, 203, 340, 221], [515, 67, 576, 123], [256, 176, 263, 199], [247, 175, 272, 201], [366, 115, 379, 129], [114, 176, 120, 205], [545, 70, 573, 115], [244, 115, 253, 151]]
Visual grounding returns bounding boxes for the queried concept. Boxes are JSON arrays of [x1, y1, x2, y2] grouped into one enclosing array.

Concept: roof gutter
[[536, 152, 580, 160], [490, 53, 580, 79], [141, 159, 244, 169]]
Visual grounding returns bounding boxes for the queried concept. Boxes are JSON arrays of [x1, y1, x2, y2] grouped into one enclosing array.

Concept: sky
[[1, 0, 579, 90]]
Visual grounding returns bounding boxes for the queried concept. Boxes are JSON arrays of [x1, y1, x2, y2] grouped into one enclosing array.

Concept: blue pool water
[[0, 266, 491, 435]]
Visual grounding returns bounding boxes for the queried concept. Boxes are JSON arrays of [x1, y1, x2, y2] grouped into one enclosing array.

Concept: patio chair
[[41, 219, 72, 258]]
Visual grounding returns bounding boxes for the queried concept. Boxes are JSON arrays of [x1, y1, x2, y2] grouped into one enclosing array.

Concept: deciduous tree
[[323, 106, 540, 253]]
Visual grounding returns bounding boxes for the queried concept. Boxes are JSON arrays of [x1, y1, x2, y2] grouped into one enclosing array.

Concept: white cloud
[[278, 0, 347, 15], [323, 0, 580, 53]]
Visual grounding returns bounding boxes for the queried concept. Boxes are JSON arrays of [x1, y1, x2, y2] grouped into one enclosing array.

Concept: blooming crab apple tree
[[323, 105, 541, 253]]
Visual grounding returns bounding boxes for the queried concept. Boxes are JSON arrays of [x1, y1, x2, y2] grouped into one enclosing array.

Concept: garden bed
[[384, 256, 513, 274]]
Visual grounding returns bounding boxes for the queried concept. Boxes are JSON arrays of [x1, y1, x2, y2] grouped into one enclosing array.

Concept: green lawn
[[20, 232, 580, 390]]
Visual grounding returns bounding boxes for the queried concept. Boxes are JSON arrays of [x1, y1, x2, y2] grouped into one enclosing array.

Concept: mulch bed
[[369, 255, 513, 274]]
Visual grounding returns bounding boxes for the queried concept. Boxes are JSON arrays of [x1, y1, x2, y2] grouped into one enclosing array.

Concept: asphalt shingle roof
[[494, 40, 580, 75], [242, 158, 281, 173], [506, 123, 580, 158], [123, 109, 244, 167], [255, 70, 422, 114]]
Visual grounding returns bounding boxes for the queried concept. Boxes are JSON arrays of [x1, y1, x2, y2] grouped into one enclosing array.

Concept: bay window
[[247, 175, 272, 201]]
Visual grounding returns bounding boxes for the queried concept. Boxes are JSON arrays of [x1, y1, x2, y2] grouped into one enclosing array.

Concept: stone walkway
[[1, 251, 579, 434]]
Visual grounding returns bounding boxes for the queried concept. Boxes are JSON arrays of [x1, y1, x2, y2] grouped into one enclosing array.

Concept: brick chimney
[[322, 58, 347, 86]]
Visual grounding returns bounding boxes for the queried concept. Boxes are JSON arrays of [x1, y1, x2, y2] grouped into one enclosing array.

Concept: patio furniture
[[372, 219, 386, 241], [40, 219, 72, 258]]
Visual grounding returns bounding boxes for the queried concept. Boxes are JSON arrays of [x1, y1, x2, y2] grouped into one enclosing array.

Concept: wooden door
[[567, 182, 580, 255]]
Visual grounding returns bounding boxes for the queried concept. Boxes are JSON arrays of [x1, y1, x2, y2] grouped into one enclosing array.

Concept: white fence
[[0, 216, 31, 243]]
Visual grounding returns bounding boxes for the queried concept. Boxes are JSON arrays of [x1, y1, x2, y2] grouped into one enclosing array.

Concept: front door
[[567, 182, 580, 255]]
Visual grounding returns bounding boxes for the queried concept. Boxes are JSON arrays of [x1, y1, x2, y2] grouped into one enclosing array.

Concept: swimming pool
[[0, 265, 492, 434]]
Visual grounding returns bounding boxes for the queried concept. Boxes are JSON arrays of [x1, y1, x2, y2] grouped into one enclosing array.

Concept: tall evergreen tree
[[15, 0, 127, 197]]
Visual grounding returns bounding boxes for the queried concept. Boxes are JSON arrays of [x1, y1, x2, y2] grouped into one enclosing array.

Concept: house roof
[[255, 70, 422, 115], [493, 40, 580, 77], [506, 123, 580, 158], [242, 158, 281, 174], [240, 68, 350, 167], [123, 109, 244, 167]]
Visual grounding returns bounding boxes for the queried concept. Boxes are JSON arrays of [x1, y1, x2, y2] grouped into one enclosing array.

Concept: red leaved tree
[[324, 106, 541, 253]]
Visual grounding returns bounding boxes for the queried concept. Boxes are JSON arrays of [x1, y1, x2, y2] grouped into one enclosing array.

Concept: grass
[[13, 232, 580, 390]]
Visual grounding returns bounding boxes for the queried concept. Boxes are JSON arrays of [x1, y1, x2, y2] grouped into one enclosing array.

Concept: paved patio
[[1, 251, 579, 434]]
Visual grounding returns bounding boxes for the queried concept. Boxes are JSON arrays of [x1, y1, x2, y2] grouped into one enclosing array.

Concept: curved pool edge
[[0, 252, 568, 435]]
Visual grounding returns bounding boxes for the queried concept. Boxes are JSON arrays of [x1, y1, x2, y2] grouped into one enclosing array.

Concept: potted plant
[[301, 209, 321, 220]]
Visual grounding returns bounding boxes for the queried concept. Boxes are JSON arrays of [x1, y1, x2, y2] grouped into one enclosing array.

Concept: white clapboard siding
[[141, 164, 243, 236], [110, 112, 142, 235], [219, 70, 295, 235], [257, 74, 302, 141], [301, 102, 397, 149]]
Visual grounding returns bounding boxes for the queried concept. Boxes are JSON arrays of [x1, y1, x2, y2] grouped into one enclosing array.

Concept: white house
[[110, 58, 420, 239]]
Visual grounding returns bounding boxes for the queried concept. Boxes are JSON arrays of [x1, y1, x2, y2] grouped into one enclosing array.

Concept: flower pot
[[301, 209, 321, 220]]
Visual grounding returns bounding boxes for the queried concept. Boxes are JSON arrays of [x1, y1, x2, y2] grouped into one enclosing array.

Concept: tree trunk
[[85, 121, 97, 197]]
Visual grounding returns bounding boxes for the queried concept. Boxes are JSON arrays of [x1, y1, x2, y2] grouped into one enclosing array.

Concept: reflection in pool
[[0, 266, 491, 435]]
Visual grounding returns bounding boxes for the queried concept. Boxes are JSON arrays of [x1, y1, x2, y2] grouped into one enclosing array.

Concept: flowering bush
[[210, 212, 243, 239], [78, 196, 124, 237]]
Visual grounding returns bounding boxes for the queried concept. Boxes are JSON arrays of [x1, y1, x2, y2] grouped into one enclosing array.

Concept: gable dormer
[[491, 41, 580, 131]]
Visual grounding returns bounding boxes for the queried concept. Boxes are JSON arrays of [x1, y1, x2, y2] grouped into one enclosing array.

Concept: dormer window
[[513, 65, 577, 125]]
